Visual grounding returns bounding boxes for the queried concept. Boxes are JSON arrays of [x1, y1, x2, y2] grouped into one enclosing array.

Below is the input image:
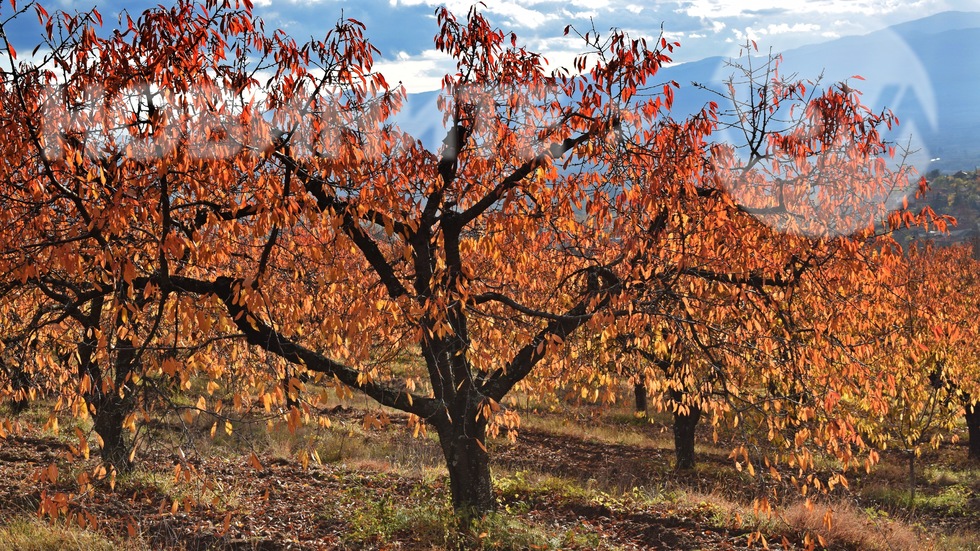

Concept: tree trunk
[[6, 365, 31, 414], [908, 452, 916, 507], [434, 409, 495, 520], [671, 392, 701, 470], [93, 394, 133, 474], [634, 381, 647, 415], [966, 402, 980, 461], [90, 327, 136, 474]]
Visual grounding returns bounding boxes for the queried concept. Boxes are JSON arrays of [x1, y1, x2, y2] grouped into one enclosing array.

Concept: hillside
[[909, 169, 980, 245], [398, 11, 980, 174]]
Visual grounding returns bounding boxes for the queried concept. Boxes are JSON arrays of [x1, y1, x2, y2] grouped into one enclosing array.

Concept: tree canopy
[[0, 0, 968, 521]]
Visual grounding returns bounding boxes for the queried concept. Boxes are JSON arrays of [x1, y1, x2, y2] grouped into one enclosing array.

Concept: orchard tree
[[166, 7, 679, 516], [940, 242, 980, 461], [0, 0, 290, 472], [0, 0, 676, 516], [589, 49, 948, 475], [853, 242, 980, 480], [0, 0, 950, 519]]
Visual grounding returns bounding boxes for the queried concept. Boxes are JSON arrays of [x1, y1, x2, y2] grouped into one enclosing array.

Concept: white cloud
[[730, 22, 821, 45], [732, 27, 760, 42], [759, 23, 821, 35], [524, 35, 589, 74], [572, 0, 609, 8], [678, 0, 911, 19], [240, 0, 960, 88], [390, 0, 556, 29], [373, 48, 454, 93]]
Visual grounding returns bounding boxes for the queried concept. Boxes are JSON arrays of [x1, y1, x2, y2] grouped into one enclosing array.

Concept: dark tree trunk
[[671, 391, 701, 470], [6, 365, 31, 414], [93, 394, 132, 473], [966, 402, 980, 461], [8, 396, 29, 414], [634, 381, 648, 415], [908, 452, 917, 506], [83, 310, 136, 475], [435, 416, 495, 520]]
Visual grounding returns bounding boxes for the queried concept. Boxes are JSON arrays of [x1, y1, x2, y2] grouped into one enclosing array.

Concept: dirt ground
[[0, 406, 975, 550]]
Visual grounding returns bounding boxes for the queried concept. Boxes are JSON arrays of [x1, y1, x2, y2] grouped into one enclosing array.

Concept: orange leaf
[[249, 452, 264, 472]]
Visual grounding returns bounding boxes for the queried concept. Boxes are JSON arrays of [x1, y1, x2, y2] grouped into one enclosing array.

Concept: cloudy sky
[[9, 0, 979, 92]]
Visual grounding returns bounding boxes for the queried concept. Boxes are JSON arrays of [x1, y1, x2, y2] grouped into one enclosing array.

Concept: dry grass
[[780, 500, 926, 551], [937, 529, 980, 551], [518, 403, 672, 450], [0, 516, 140, 551], [5, 386, 978, 550]]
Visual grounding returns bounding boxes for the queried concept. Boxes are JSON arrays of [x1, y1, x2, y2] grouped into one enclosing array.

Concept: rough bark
[[434, 409, 495, 519], [92, 348, 136, 474], [93, 394, 133, 474], [634, 381, 648, 415], [908, 452, 917, 506], [966, 401, 980, 461], [83, 303, 136, 475], [671, 391, 702, 470], [5, 364, 31, 414]]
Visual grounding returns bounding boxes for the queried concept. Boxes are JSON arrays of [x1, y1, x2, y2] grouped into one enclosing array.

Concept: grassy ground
[[0, 396, 977, 550]]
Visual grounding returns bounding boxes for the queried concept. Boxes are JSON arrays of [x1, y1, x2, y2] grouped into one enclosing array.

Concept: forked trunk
[[671, 392, 701, 470], [434, 410, 495, 519], [966, 402, 980, 461]]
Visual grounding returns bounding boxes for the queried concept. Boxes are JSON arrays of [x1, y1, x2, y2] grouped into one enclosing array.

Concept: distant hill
[[916, 169, 980, 243], [397, 11, 980, 174], [655, 10, 980, 174]]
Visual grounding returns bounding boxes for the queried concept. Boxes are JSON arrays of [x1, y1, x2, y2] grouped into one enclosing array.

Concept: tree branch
[[167, 275, 436, 418]]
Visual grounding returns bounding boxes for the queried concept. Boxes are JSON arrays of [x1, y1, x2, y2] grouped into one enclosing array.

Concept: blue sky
[[11, 0, 980, 92]]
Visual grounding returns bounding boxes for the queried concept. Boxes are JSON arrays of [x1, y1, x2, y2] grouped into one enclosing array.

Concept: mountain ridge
[[397, 11, 980, 172]]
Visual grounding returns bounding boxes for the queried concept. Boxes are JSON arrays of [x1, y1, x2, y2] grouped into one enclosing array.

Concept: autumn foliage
[[0, 0, 975, 526]]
